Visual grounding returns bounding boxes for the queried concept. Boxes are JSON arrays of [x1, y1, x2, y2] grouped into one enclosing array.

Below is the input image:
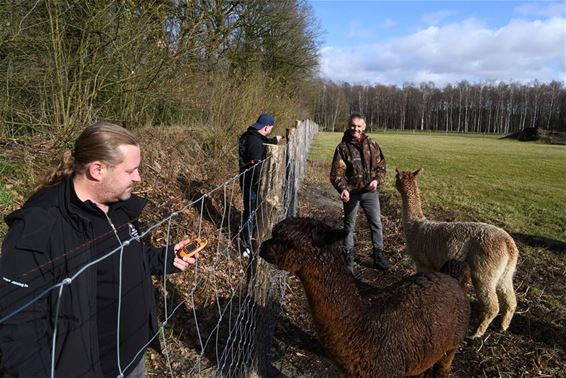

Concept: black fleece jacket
[[238, 126, 278, 192], [0, 177, 178, 377]]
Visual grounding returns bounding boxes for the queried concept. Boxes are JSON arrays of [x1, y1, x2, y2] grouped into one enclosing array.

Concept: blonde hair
[[38, 122, 140, 190]]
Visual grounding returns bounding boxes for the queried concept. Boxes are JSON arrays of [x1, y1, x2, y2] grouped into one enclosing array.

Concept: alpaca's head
[[259, 218, 348, 273], [395, 168, 422, 194]]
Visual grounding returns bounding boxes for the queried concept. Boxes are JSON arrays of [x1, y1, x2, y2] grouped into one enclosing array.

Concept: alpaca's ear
[[311, 224, 344, 246], [311, 224, 330, 246], [395, 167, 400, 175], [323, 228, 348, 245], [413, 168, 423, 176], [259, 239, 283, 264], [335, 229, 349, 243]]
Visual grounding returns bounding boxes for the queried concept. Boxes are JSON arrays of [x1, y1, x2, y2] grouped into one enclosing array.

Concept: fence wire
[[0, 120, 318, 377]]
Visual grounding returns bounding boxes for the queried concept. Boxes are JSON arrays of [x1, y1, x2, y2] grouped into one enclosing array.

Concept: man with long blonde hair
[[0, 122, 197, 377]]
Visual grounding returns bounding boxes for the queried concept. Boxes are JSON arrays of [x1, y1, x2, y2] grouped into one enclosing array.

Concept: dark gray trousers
[[343, 191, 384, 251]]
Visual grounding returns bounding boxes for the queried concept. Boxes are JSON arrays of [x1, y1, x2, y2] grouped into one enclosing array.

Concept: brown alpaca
[[260, 218, 470, 378], [395, 168, 518, 338]]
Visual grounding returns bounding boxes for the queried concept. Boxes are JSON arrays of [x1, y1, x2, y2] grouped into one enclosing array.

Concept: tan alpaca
[[395, 168, 518, 338]]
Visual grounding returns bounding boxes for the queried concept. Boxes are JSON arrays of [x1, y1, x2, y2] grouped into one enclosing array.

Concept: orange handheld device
[[177, 238, 207, 258]]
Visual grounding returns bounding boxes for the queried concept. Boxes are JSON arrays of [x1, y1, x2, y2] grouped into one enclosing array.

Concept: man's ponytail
[[32, 122, 139, 194], [35, 149, 75, 191]]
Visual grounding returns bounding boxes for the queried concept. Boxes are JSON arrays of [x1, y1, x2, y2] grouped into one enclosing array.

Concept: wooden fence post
[[246, 119, 318, 376], [249, 144, 287, 376]]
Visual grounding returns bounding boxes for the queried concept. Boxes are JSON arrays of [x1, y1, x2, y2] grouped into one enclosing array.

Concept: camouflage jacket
[[329, 132, 386, 194]]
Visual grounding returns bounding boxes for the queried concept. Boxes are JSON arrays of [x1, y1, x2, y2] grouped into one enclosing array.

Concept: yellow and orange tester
[[177, 238, 207, 258]]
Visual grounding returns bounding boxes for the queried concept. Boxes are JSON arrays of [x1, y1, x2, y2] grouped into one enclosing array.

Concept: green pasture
[[309, 131, 566, 243]]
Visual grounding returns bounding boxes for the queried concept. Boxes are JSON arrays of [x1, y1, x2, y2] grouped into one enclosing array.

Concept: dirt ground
[[266, 161, 566, 378]]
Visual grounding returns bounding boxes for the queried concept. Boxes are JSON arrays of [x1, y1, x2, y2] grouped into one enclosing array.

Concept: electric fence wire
[[0, 120, 318, 377]]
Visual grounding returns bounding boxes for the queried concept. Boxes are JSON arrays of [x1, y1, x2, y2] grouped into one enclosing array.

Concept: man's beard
[[101, 184, 133, 204], [118, 187, 133, 201], [118, 192, 132, 201]]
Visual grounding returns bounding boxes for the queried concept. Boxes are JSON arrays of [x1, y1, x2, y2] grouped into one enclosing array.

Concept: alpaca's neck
[[298, 261, 368, 349], [400, 184, 425, 223]]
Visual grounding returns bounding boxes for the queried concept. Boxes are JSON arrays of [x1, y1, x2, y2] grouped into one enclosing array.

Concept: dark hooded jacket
[[329, 131, 387, 194], [238, 126, 279, 193], [0, 176, 177, 377]]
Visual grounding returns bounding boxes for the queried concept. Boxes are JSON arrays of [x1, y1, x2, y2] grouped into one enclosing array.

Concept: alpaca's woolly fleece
[[395, 168, 518, 338], [260, 217, 470, 378]]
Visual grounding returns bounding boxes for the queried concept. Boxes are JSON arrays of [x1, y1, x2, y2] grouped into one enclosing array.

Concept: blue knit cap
[[252, 113, 275, 129]]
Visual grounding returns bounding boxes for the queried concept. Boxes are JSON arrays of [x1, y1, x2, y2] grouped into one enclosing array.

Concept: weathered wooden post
[[249, 143, 287, 376], [245, 119, 318, 376], [256, 144, 286, 241], [210, 121, 318, 377]]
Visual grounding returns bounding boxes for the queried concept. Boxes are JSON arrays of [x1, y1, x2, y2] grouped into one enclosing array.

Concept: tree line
[[0, 0, 320, 141], [314, 80, 566, 134], [1, 1, 564, 142]]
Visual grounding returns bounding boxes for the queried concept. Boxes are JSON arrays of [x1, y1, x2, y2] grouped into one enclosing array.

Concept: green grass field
[[309, 131, 566, 243]]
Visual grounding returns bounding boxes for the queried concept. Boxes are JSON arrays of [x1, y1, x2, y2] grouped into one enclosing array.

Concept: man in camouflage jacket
[[330, 112, 392, 271]]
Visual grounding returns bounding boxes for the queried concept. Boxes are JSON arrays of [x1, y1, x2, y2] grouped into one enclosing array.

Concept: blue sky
[[308, 0, 566, 86]]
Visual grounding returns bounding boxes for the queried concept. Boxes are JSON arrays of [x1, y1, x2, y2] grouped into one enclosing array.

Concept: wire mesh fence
[[0, 120, 318, 377]]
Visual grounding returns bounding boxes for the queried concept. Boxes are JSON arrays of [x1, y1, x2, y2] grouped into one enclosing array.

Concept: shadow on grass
[[511, 232, 566, 254], [507, 312, 566, 350], [273, 316, 328, 358]]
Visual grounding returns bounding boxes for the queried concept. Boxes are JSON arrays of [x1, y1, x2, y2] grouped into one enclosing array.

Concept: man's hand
[[275, 135, 283, 143], [340, 189, 350, 203], [367, 180, 379, 192], [173, 239, 199, 271]]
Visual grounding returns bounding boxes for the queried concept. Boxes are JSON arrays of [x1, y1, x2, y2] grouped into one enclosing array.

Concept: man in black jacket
[[238, 114, 282, 257], [0, 122, 198, 377]]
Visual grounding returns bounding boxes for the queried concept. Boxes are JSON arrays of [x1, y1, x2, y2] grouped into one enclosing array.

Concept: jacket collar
[[65, 177, 148, 223], [246, 126, 269, 141], [6, 176, 147, 231]]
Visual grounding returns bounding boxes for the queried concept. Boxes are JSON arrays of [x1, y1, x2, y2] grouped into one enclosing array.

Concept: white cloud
[[319, 16, 566, 86]]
